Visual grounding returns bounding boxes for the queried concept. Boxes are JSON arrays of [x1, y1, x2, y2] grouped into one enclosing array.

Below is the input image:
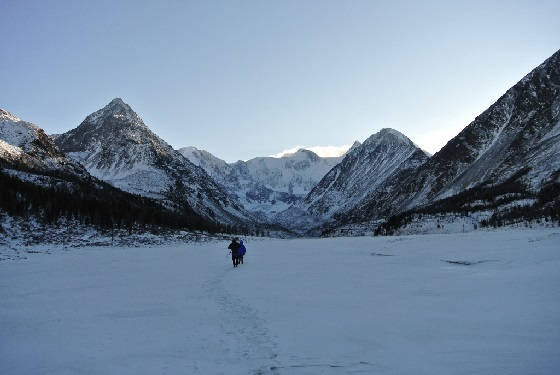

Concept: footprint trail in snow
[[204, 269, 280, 374]]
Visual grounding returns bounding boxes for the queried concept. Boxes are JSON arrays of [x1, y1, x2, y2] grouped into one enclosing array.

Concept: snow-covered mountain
[[179, 146, 232, 183], [55, 98, 250, 225], [0, 109, 86, 177], [341, 49, 560, 229], [0, 108, 238, 236], [413, 49, 560, 202], [5, 49, 558, 237], [274, 129, 428, 231], [179, 146, 344, 219]]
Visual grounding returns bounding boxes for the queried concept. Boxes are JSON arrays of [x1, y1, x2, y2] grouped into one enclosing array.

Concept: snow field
[[1, 229, 559, 374]]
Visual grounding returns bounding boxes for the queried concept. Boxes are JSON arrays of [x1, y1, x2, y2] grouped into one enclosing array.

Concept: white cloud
[[271, 144, 352, 158]]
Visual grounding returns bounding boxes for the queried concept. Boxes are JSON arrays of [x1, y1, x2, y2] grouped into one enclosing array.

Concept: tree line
[[372, 168, 560, 235], [0, 165, 236, 234]]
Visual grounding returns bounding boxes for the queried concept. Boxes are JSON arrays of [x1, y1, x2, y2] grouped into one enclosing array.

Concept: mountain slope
[[55, 98, 250, 225], [344, 49, 560, 228]]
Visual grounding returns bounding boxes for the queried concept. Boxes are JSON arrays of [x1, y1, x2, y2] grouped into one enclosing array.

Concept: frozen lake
[[2, 229, 560, 374]]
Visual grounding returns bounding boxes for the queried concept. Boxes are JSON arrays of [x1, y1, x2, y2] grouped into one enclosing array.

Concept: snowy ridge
[[244, 149, 343, 195], [0, 109, 21, 122], [0, 109, 86, 175], [178, 146, 232, 183], [0, 109, 40, 150], [179, 146, 343, 220]]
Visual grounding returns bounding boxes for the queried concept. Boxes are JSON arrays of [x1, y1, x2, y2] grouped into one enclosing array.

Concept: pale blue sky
[[1, 0, 559, 161]]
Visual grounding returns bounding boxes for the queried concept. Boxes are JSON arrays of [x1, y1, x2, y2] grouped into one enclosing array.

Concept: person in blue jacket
[[238, 240, 246, 265]]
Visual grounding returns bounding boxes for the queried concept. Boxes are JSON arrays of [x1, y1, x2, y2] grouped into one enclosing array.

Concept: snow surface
[[2, 229, 559, 374]]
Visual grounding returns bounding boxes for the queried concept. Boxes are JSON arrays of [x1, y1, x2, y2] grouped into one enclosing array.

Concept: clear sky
[[1, 1, 559, 162]]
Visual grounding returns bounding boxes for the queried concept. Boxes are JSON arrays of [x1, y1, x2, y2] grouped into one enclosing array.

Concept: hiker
[[238, 240, 246, 264], [228, 238, 240, 267]]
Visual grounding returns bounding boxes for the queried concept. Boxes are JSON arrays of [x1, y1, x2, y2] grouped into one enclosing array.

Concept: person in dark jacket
[[238, 240, 246, 264], [228, 238, 240, 267]]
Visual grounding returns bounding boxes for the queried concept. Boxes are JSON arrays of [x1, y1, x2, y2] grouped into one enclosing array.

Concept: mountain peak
[[83, 98, 144, 129], [103, 97, 134, 113], [379, 127, 407, 139], [0, 109, 22, 122], [346, 141, 361, 154], [282, 148, 320, 161], [109, 97, 125, 105], [178, 146, 198, 154], [55, 98, 156, 155], [363, 128, 411, 147], [295, 148, 316, 155]]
